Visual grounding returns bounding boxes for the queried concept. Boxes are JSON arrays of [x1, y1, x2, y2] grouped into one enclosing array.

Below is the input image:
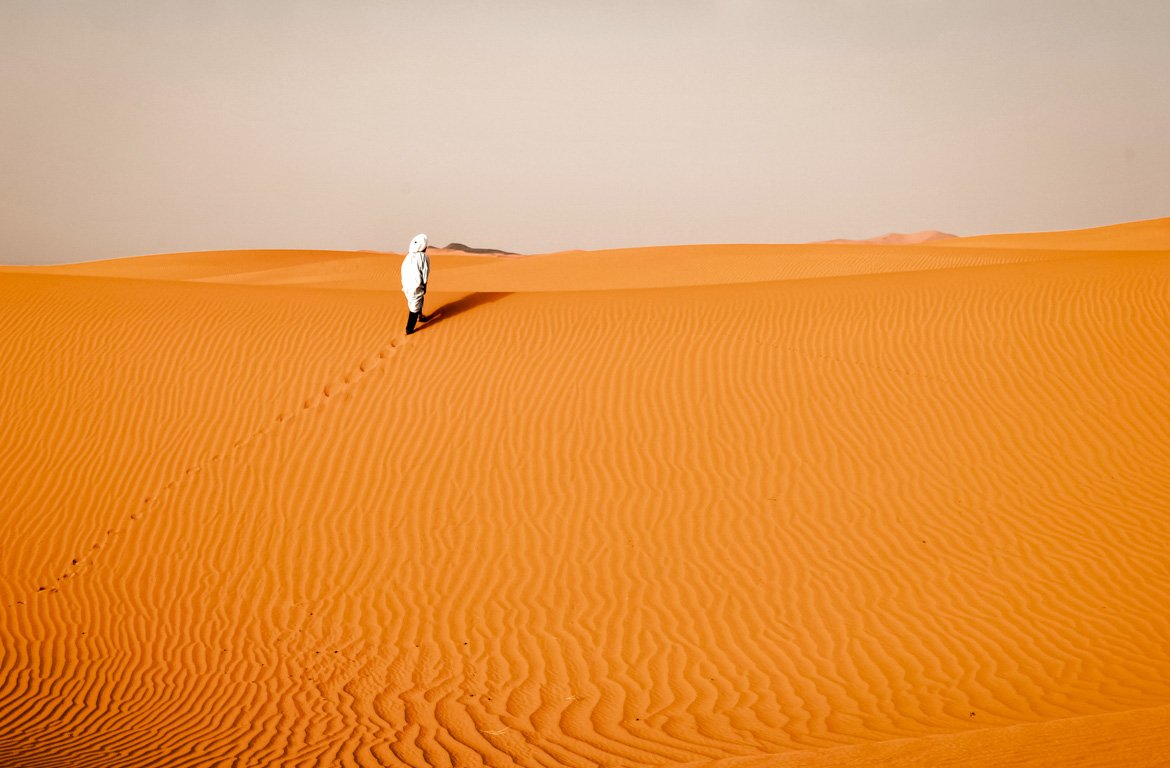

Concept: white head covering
[[401, 233, 431, 312]]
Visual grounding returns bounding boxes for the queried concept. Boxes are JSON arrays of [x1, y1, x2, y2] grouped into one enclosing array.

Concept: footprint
[[62, 339, 401, 605]]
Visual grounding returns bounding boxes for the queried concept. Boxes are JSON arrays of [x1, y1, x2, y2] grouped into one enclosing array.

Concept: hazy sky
[[3, 1, 1169, 263]]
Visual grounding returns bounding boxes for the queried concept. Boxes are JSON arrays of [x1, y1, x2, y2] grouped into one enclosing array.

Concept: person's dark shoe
[[418, 313, 430, 323]]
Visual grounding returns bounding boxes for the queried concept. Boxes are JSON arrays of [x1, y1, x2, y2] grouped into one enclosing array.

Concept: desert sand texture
[[2, 218, 1170, 766]]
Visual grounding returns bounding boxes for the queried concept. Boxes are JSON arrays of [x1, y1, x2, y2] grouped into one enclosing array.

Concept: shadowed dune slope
[[2, 226, 1169, 766]]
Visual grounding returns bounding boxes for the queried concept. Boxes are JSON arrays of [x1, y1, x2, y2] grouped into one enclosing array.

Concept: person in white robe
[[400, 233, 430, 334]]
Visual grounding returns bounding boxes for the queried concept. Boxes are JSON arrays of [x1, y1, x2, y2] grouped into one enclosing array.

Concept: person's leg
[[417, 297, 429, 323], [405, 310, 419, 334]]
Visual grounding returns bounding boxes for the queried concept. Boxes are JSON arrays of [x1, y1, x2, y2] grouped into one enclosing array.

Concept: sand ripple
[[2, 227, 1169, 765]]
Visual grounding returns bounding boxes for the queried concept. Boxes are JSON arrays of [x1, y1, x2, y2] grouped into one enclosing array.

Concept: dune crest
[[2, 218, 1169, 766], [937, 215, 1170, 250], [819, 230, 956, 245], [434, 242, 520, 256]]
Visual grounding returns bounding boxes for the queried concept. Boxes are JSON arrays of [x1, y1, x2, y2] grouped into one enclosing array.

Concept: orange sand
[[2, 219, 1169, 766]]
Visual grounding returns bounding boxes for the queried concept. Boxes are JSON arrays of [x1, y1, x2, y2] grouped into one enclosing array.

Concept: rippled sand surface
[[3, 218, 1169, 766]]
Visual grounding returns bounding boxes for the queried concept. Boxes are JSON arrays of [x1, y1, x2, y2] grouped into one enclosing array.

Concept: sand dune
[[2, 219, 1169, 766], [403, 242, 1097, 293], [434, 243, 520, 256], [819, 230, 956, 245], [937, 216, 1170, 251]]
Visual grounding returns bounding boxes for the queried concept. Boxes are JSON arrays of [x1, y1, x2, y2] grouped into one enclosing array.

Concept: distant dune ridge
[[436, 242, 518, 256], [2, 217, 1169, 766], [818, 230, 956, 245], [933, 215, 1170, 250]]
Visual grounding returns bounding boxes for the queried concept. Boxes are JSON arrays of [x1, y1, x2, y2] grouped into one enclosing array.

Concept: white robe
[[400, 233, 430, 313]]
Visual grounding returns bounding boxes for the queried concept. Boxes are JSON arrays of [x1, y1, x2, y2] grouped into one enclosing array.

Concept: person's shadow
[[417, 292, 511, 332]]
